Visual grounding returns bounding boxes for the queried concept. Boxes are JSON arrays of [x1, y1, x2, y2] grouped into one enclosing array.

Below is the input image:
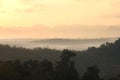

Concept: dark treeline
[[0, 49, 80, 80], [0, 39, 120, 80], [75, 38, 120, 76], [0, 49, 119, 80], [0, 44, 61, 61]]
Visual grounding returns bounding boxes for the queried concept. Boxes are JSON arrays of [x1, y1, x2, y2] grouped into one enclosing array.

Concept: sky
[[0, 0, 120, 39]]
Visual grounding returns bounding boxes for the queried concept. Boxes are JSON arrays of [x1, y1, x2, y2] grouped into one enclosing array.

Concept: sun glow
[[3, 0, 18, 8], [1, 0, 20, 10]]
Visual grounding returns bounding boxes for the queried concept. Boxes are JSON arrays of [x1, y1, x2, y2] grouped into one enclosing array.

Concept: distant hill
[[32, 38, 116, 50], [0, 38, 117, 51], [33, 38, 116, 45]]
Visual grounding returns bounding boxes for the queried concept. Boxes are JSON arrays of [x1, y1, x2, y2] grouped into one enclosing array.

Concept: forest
[[0, 39, 120, 80]]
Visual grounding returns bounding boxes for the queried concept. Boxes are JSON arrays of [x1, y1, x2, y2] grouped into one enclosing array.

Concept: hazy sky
[[0, 0, 120, 38]]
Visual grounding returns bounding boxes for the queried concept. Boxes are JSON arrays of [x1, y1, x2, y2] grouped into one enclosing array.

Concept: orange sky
[[0, 0, 120, 38]]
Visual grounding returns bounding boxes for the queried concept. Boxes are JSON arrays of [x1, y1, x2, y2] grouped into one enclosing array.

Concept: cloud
[[14, 0, 57, 13], [107, 26, 120, 32], [0, 25, 115, 39], [102, 26, 120, 38], [20, 0, 35, 4], [101, 14, 120, 19], [1, 0, 120, 27], [111, 15, 120, 18]]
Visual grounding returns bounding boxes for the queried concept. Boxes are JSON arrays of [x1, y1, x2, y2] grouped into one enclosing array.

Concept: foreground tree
[[55, 49, 79, 80], [82, 65, 100, 80]]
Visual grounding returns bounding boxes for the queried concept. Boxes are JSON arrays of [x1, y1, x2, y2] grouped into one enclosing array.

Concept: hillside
[[74, 38, 120, 76], [0, 45, 61, 62], [0, 38, 120, 76]]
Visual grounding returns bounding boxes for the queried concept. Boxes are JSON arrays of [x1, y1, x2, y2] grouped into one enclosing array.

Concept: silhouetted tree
[[40, 59, 53, 71], [60, 49, 76, 63], [82, 65, 100, 80], [55, 49, 79, 80]]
